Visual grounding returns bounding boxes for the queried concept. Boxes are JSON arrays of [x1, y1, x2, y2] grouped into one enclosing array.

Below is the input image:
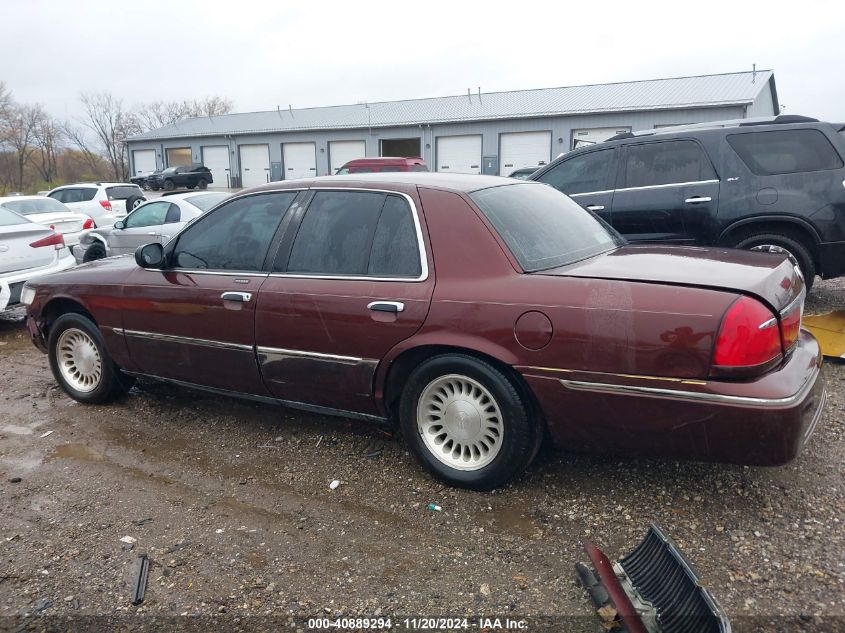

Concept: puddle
[[478, 500, 540, 538], [46, 443, 105, 462], [804, 310, 845, 359]]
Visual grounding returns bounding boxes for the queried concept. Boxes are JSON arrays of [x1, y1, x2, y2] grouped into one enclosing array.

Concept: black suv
[[531, 115, 845, 287], [148, 164, 213, 191]]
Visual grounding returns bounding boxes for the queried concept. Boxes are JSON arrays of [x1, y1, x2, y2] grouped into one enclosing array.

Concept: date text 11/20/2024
[[307, 617, 528, 630]]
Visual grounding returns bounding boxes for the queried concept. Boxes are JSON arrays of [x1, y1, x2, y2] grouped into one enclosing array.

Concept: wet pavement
[[0, 279, 843, 631]]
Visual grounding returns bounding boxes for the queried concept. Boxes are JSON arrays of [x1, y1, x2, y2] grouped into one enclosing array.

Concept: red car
[[335, 157, 427, 174], [22, 174, 826, 489]]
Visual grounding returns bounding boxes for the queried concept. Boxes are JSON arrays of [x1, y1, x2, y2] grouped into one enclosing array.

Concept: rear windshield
[[1, 197, 68, 215], [186, 193, 229, 212], [469, 183, 623, 272], [106, 185, 142, 200], [727, 129, 844, 175], [0, 208, 28, 226]]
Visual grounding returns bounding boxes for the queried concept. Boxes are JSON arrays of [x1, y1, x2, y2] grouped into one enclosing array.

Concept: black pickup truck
[[148, 164, 213, 191]]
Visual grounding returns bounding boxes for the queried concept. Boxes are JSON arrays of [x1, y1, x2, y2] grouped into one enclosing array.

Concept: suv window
[[623, 140, 716, 188], [539, 148, 616, 194], [727, 129, 844, 175], [172, 192, 297, 271], [106, 186, 141, 200], [470, 183, 623, 272], [50, 188, 96, 203], [125, 201, 172, 228], [284, 191, 421, 277]]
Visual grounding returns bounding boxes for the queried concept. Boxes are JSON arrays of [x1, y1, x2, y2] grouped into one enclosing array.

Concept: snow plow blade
[[576, 524, 731, 633]]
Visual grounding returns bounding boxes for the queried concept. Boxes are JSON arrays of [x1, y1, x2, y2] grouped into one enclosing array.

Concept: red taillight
[[99, 200, 112, 211], [712, 296, 782, 372], [29, 231, 66, 250], [83, 217, 95, 229], [780, 298, 803, 351]]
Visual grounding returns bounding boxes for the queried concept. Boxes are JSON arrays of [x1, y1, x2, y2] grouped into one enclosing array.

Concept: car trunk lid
[[536, 244, 803, 313], [0, 224, 58, 274]]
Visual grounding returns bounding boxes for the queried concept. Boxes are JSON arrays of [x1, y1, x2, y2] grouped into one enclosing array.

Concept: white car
[[0, 207, 75, 312], [72, 191, 231, 263], [0, 195, 94, 248], [47, 183, 146, 228]]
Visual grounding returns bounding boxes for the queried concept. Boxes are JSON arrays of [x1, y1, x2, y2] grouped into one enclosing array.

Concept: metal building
[[126, 70, 779, 187]]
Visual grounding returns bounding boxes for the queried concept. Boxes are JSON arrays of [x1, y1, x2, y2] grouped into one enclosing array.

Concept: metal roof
[[129, 70, 775, 141]]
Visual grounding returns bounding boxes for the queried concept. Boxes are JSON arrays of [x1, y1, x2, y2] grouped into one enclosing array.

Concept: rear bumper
[[521, 330, 826, 465], [818, 240, 845, 278], [0, 251, 76, 312]]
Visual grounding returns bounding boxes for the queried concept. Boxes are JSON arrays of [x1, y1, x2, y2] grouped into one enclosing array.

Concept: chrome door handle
[[367, 301, 404, 313], [221, 291, 252, 302], [684, 196, 712, 204], [585, 205, 605, 211]]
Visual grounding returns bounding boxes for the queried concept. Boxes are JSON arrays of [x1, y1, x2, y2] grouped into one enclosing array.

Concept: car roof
[[51, 182, 136, 189], [0, 195, 53, 203], [244, 172, 539, 195], [156, 191, 229, 202]]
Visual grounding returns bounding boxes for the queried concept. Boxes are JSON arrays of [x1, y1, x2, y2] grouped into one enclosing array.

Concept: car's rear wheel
[[732, 230, 816, 290], [48, 313, 134, 404], [399, 354, 538, 490], [163, 179, 175, 191], [197, 179, 208, 190], [82, 242, 106, 263]]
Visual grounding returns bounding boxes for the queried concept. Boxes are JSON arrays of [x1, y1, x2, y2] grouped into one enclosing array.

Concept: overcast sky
[[2, 0, 843, 122]]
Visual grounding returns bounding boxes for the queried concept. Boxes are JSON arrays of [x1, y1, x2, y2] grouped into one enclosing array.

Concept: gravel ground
[[0, 279, 842, 632]]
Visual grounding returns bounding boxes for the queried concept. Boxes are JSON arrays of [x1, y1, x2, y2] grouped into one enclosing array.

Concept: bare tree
[[135, 95, 233, 132], [62, 121, 107, 175], [32, 106, 63, 185], [4, 103, 40, 191], [77, 92, 140, 180]]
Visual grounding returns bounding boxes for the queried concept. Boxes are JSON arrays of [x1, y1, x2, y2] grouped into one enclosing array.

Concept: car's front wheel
[[48, 313, 134, 404], [197, 179, 208, 190], [399, 354, 538, 490], [163, 179, 175, 191], [82, 242, 106, 263]]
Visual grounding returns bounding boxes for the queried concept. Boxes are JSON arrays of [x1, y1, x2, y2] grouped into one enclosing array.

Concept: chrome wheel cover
[[417, 374, 504, 471], [56, 328, 102, 392]]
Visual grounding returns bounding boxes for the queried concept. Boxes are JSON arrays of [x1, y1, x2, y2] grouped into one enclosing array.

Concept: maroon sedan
[[22, 174, 826, 489]]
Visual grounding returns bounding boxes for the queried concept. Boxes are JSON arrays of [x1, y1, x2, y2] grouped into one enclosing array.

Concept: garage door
[[201, 146, 230, 188], [133, 150, 157, 177], [436, 135, 482, 174], [282, 142, 317, 180], [499, 131, 552, 175], [572, 126, 630, 149], [329, 140, 366, 174], [239, 144, 270, 188]]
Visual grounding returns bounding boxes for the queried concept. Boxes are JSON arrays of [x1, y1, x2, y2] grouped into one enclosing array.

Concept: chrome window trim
[[559, 366, 820, 409], [275, 188, 429, 283], [256, 345, 370, 364], [123, 329, 253, 352], [568, 179, 719, 198]]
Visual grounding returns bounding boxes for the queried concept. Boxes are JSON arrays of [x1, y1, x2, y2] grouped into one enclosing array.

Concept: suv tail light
[[712, 296, 782, 375], [30, 231, 66, 250], [99, 199, 112, 211], [83, 217, 95, 230]]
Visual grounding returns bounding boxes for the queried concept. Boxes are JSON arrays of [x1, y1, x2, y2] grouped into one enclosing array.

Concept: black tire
[[150, 185, 161, 191], [197, 179, 208, 190], [731, 230, 816, 290], [163, 179, 175, 191], [82, 242, 107, 263], [399, 354, 538, 490], [125, 195, 145, 211], [186, 184, 196, 190], [47, 313, 135, 404]]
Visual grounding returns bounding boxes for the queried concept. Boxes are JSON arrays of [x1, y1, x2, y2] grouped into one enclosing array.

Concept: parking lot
[[0, 278, 841, 630]]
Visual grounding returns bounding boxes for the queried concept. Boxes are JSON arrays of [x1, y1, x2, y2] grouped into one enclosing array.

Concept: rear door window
[[172, 192, 297, 271], [538, 148, 616, 194], [106, 186, 141, 200], [367, 195, 421, 277], [727, 129, 844, 175], [623, 140, 716, 188]]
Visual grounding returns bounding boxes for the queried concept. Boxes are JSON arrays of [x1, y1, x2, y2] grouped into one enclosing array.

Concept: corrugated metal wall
[[127, 105, 747, 182]]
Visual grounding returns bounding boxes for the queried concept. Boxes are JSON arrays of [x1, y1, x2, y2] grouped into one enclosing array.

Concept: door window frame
[[615, 138, 720, 192], [270, 187, 430, 283]]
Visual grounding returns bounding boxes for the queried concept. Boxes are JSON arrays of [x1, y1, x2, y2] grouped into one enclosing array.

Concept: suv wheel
[[163, 179, 175, 191], [48, 313, 135, 404], [732, 230, 816, 290], [399, 354, 538, 490], [197, 179, 208, 190]]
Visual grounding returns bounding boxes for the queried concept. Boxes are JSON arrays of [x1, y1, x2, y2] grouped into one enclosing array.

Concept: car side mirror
[[114, 220, 125, 229], [135, 243, 165, 269]]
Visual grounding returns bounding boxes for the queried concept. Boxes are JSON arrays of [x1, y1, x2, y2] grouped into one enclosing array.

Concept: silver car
[[0, 207, 75, 312], [72, 191, 230, 263]]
